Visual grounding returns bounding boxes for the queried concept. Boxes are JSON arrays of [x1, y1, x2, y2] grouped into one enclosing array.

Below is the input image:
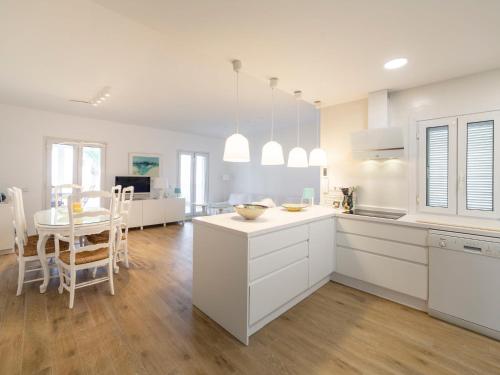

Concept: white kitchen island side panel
[[192, 223, 249, 344]]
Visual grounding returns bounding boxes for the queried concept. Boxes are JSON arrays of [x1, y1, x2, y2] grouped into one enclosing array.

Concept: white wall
[[0, 103, 229, 233], [228, 116, 321, 205], [321, 69, 500, 211]]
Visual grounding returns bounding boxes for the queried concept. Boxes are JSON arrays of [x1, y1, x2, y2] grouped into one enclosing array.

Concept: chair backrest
[[53, 184, 82, 208], [111, 185, 122, 212], [8, 188, 26, 256], [11, 187, 28, 244], [120, 186, 134, 230], [64, 190, 117, 265]]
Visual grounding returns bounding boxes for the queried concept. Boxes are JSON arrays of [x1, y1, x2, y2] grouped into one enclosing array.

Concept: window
[[46, 138, 106, 208], [177, 151, 209, 216], [418, 111, 500, 218]]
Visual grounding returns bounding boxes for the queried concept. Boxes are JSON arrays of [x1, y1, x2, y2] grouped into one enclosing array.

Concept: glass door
[[46, 139, 105, 208], [177, 151, 209, 216]]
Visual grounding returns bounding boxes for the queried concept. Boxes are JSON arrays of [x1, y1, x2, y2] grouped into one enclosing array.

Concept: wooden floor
[[1, 223, 500, 375]]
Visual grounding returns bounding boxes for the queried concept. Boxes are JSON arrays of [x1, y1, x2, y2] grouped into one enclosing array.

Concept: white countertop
[[195, 204, 500, 238], [193, 205, 337, 237]]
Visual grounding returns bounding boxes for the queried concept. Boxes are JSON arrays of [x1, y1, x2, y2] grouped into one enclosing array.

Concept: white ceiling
[[1, 0, 500, 137]]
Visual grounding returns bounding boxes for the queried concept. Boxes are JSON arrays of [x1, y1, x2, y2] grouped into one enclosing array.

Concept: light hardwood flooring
[[1, 223, 500, 374]]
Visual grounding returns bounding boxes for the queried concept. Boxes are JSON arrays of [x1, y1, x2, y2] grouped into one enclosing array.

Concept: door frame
[[177, 150, 209, 216]]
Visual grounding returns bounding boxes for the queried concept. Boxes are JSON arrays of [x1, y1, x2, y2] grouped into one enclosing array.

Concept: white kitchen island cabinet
[[192, 206, 336, 345]]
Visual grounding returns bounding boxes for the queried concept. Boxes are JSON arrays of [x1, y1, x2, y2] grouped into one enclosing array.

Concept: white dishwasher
[[428, 230, 500, 340]]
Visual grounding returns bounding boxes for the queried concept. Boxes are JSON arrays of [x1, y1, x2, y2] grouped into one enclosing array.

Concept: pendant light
[[287, 91, 308, 168], [261, 77, 284, 165], [308, 100, 327, 167], [223, 60, 250, 162]]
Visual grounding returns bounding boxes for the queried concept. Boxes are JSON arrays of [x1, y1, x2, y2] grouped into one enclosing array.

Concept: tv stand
[[128, 197, 185, 229]]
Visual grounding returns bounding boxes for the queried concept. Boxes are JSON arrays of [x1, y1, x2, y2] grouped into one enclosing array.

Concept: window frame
[[457, 111, 500, 218], [45, 137, 106, 208], [417, 117, 457, 215]]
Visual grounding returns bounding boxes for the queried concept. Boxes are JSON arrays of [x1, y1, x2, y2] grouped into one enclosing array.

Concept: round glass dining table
[[34, 207, 122, 293]]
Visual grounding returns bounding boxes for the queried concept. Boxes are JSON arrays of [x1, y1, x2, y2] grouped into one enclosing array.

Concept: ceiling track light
[[70, 86, 112, 107]]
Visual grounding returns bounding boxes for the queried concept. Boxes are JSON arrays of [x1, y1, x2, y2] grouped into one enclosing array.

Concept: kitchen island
[[192, 206, 336, 345]]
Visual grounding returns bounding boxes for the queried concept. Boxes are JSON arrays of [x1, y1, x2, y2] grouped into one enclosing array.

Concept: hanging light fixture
[[223, 60, 250, 162], [261, 77, 284, 165], [287, 91, 309, 168], [309, 100, 327, 167]]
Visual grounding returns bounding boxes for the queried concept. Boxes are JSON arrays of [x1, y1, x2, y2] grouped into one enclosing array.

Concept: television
[[115, 176, 150, 193]]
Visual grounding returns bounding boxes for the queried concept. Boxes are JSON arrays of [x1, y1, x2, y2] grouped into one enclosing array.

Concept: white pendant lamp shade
[[287, 147, 309, 168], [308, 100, 327, 167], [261, 77, 284, 165], [287, 90, 308, 168], [262, 140, 284, 165], [223, 59, 250, 163], [223, 133, 250, 162], [309, 147, 327, 166]]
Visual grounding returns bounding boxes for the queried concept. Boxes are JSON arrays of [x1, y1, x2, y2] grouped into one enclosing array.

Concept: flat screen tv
[[115, 176, 150, 193]]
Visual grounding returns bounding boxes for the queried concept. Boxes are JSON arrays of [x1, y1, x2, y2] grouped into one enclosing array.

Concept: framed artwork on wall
[[129, 153, 161, 177]]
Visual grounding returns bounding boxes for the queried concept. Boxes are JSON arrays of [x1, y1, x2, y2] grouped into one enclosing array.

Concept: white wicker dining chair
[[8, 187, 66, 296], [55, 190, 118, 309], [115, 185, 134, 271]]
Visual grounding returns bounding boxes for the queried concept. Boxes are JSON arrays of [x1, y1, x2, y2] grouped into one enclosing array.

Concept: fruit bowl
[[233, 204, 267, 220]]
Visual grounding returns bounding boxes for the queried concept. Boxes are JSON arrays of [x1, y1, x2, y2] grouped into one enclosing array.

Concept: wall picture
[[129, 153, 161, 177]]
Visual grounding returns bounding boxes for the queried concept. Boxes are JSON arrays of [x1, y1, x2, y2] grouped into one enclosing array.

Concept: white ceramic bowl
[[234, 204, 267, 220]]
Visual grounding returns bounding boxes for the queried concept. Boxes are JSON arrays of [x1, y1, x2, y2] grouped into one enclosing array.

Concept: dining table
[[34, 207, 122, 293]]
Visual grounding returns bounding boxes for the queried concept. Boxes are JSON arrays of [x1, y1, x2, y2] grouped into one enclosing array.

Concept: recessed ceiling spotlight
[[384, 58, 408, 70]]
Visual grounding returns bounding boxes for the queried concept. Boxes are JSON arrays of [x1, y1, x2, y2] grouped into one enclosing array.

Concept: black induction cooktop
[[344, 209, 405, 220]]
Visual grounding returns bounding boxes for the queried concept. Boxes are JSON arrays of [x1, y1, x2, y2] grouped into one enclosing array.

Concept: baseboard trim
[[428, 309, 500, 341], [331, 273, 427, 311]]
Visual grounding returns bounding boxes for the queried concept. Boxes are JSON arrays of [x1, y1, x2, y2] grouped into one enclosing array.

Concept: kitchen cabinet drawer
[[337, 232, 427, 264], [249, 258, 309, 325], [250, 241, 308, 282], [249, 225, 309, 259], [337, 218, 427, 246], [336, 246, 428, 299]]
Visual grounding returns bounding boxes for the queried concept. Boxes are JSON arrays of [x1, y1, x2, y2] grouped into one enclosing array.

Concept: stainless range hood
[[351, 90, 404, 160]]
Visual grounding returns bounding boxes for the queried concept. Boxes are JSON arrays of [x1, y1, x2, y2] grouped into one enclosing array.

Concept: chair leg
[[108, 261, 115, 296], [69, 270, 76, 309], [16, 259, 25, 296], [57, 263, 64, 294], [123, 242, 130, 269]]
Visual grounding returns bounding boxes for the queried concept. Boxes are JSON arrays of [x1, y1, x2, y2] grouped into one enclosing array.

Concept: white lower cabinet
[[309, 217, 335, 287], [335, 217, 429, 304], [128, 198, 185, 229], [249, 258, 309, 325]]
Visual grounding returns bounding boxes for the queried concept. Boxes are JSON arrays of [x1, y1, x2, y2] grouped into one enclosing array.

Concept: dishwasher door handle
[[463, 245, 482, 253]]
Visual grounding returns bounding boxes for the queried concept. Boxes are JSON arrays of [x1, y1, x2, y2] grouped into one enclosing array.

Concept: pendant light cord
[[296, 96, 301, 146], [271, 86, 275, 141], [235, 69, 240, 134], [316, 106, 320, 145]]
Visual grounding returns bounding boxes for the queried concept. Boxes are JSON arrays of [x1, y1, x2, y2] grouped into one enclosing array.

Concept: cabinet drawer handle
[[464, 245, 482, 252]]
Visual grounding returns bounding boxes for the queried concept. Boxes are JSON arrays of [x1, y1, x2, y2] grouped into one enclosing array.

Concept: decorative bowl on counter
[[233, 204, 268, 220], [282, 203, 308, 212]]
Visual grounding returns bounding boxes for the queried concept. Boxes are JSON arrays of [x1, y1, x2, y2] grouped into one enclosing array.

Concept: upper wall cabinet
[[417, 111, 500, 218]]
